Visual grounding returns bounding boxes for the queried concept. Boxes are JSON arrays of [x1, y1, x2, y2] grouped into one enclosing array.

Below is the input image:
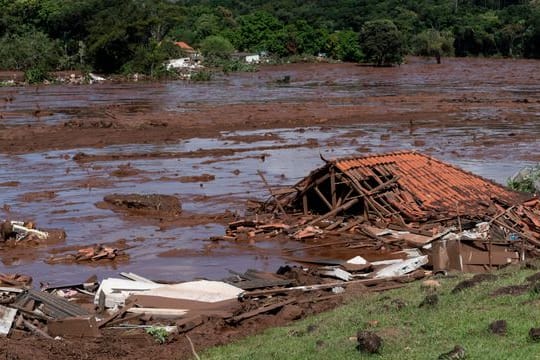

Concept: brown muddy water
[[0, 57, 539, 285]]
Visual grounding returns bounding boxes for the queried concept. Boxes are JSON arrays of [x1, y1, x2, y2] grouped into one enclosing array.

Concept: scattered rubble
[[222, 151, 540, 275], [46, 244, 129, 264], [1, 150, 539, 355], [0, 220, 65, 248]]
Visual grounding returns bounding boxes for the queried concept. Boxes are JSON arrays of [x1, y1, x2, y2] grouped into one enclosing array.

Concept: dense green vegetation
[[0, 0, 539, 75], [203, 266, 540, 359]]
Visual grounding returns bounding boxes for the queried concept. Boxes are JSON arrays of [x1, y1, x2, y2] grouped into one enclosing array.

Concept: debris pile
[[0, 220, 65, 247], [1, 221, 49, 243], [234, 151, 540, 273], [0, 264, 425, 341]]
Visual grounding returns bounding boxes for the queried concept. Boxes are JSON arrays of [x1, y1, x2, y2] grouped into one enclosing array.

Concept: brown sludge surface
[[0, 57, 539, 358]]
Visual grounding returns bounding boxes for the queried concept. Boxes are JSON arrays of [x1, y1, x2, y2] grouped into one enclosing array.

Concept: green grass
[[203, 266, 540, 359]]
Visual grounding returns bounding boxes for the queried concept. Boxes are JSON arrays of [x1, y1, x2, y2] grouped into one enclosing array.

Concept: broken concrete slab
[[374, 256, 429, 279], [94, 278, 162, 308], [143, 280, 243, 303], [96, 278, 243, 309]]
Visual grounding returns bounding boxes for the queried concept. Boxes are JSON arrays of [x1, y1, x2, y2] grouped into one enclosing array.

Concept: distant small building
[[245, 54, 260, 64], [174, 41, 196, 56], [232, 52, 264, 64], [165, 57, 202, 70]]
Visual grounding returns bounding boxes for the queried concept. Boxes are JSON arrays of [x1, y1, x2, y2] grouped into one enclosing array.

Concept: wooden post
[[456, 202, 463, 271], [314, 186, 333, 211], [308, 198, 359, 226], [330, 167, 337, 208], [488, 235, 493, 271], [302, 194, 308, 215], [257, 170, 288, 218]]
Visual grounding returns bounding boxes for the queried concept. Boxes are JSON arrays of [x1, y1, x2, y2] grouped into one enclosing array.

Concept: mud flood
[[0, 57, 539, 284]]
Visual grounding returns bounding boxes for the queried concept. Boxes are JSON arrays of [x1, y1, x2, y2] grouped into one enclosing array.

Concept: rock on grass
[[438, 345, 466, 359], [488, 320, 507, 336], [356, 331, 382, 354]]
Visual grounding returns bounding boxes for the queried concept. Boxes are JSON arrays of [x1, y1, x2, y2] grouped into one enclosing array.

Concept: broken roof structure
[[276, 151, 522, 226], [260, 151, 540, 272]]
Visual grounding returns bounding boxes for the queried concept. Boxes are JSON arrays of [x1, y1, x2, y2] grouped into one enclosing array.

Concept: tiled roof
[[332, 151, 520, 220], [174, 41, 194, 51]]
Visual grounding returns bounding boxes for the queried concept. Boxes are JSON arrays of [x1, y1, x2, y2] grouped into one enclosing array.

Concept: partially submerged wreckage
[[254, 151, 540, 273], [0, 151, 539, 344]]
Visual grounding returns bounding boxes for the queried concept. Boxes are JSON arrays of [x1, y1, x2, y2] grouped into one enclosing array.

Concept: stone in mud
[[103, 194, 182, 216], [356, 331, 382, 354], [488, 320, 507, 336], [279, 304, 303, 321]]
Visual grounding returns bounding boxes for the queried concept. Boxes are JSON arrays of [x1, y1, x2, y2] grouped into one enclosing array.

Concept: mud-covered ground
[[1, 57, 539, 284], [0, 56, 539, 358]]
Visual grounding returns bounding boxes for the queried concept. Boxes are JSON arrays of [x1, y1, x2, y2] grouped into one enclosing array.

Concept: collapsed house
[[265, 151, 540, 273]]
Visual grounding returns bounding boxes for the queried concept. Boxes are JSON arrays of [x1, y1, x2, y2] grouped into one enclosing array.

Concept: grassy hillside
[[204, 265, 540, 359]]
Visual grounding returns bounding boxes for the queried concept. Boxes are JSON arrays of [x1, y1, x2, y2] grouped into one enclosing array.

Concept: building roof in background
[[174, 41, 194, 51]]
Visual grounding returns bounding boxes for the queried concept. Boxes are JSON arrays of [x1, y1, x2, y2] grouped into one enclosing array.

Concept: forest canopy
[[0, 0, 539, 74]]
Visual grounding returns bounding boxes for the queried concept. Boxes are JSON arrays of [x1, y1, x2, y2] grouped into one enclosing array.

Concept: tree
[[86, 0, 182, 73], [326, 30, 363, 62], [236, 11, 283, 52], [0, 30, 62, 70], [200, 35, 234, 61], [413, 29, 454, 63], [359, 19, 403, 66], [523, 6, 540, 58]]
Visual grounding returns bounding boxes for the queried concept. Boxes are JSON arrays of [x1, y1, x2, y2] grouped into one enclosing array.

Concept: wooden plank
[[127, 308, 188, 317], [241, 274, 424, 298], [270, 188, 297, 196], [307, 198, 359, 226], [314, 186, 333, 211], [227, 299, 296, 323], [22, 318, 53, 339], [257, 170, 288, 218], [330, 167, 337, 208]]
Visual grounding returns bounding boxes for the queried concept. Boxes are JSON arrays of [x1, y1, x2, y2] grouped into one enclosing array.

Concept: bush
[[326, 30, 363, 62], [0, 30, 62, 71], [24, 66, 50, 84], [507, 165, 540, 193], [190, 70, 213, 81], [221, 59, 258, 74], [200, 35, 235, 61]]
